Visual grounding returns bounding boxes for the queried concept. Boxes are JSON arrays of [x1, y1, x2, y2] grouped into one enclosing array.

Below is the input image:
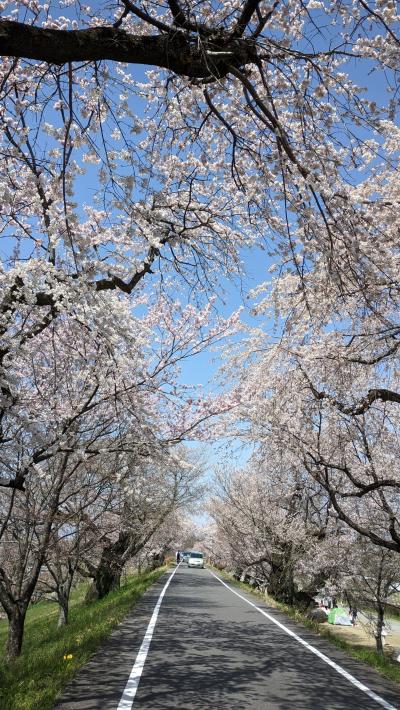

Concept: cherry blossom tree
[[1, 0, 400, 657], [209, 459, 332, 606], [130, 507, 203, 571], [0, 452, 85, 658], [0, 297, 236, 658], [209, 455, 400, 638], [39, 461, 118, 627], [226, 321, 400, 553], [0, 1, 398, 326], [1, 2, 399, 488], [83, 446, 205, 599], [342, 539, 400, 654]]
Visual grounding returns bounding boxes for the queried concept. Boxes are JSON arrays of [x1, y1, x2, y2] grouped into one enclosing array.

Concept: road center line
[[211, 571, 399, 710], [117, 565, 180, 710]]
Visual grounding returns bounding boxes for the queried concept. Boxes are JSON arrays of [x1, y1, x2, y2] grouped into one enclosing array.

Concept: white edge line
[[117, 564, 180, 709], [210, 571, 399, 710]]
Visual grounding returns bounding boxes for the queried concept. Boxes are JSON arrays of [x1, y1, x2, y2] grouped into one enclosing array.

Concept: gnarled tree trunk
[[87, 531, 131, 600], [5, 602, 27, 660], [268, 558, 296, 606]]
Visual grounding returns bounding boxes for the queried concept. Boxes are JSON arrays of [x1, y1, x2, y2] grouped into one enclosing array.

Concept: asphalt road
[[54, 566, 400, 710]]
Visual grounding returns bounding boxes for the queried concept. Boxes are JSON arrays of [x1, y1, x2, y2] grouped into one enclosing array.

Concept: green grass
[[0, 567, 166, 710], [211, 567, 400, 686]]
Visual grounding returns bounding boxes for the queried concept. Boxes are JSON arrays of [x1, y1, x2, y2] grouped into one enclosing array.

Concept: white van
[[187, 551, 204, 568]]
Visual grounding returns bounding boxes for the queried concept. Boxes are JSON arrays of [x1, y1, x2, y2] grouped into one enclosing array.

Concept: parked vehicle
[[187, 551, 204, 568]]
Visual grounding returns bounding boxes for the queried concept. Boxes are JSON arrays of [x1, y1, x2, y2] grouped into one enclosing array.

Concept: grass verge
[[0, 567, 166, 710], [211, 567, 400, 686]]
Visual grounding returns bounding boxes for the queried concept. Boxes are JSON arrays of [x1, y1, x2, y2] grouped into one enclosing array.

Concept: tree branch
[[0, 21, 255, 78], [121, 0, 174, 34], [167, 0, 197, 31], [233, 0, 261, 38], [0, 476, 26, 491], [309, 381, 400, 416]]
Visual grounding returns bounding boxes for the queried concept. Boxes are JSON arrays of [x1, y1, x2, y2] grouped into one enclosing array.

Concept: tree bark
[[266, 543, 299, 606], [57, 589, 69, 627], [268, 560, 296, 605], [375, 603, 385, 655], [147, 550, 166, 571], [265, 551, 317, 609], [93, 555, 122, 598], [0, 21, 255, 78], [88, 531, 131, 600], [5, 603, 27, 660]]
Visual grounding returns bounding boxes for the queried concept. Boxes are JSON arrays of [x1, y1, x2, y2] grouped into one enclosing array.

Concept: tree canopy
[[0, 0, 399, 659]]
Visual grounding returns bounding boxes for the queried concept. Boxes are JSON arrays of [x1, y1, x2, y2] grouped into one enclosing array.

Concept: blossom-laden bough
[[0, 0, 400, 659]]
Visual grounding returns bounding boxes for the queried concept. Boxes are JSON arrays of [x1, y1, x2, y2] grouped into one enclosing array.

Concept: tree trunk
[[148, 550, 165, 571], [88, 531, 131, 600], [268, 554, 296, 606], [86, 521, 168, 600], [6, 603, 27, 660], [57, 589, 69, 627], [375, 603, 385, 655], [93, 555, 122, 598]]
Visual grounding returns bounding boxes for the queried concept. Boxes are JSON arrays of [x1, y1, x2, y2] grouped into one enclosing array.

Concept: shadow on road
[[134, 570, 391, 709], [54, 568, 399, 710]]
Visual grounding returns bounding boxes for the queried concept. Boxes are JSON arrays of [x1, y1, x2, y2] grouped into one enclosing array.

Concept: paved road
[[54, 566, 400, 710]]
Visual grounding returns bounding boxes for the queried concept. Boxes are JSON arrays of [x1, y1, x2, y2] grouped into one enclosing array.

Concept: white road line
[[117, 565, 180, 709], [211, 571, 399, 710]]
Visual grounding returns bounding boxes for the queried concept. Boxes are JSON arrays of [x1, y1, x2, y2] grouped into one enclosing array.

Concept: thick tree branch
[[167, 0, 197, 32], [233, 0, 261, 38], [0, 21, 256, 78], [329, 486, 400, 552], [252, 1, 280, 38], [0, 476, 25, 491], [350, 389, 400, 415], [303, 458, 400, 553], [309, 381, 400, 415]]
